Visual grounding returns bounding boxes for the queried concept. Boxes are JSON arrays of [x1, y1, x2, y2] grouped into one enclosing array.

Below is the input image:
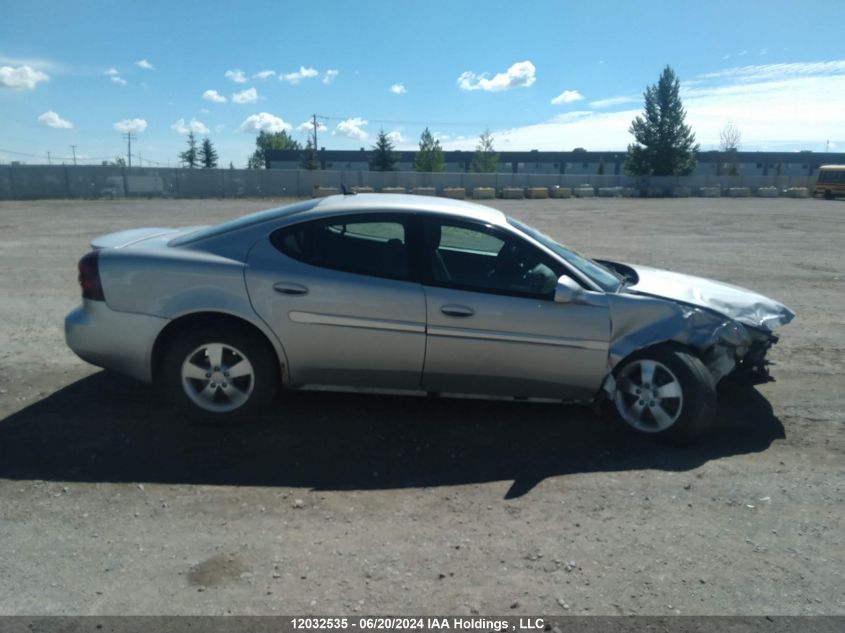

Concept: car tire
[[610, 344, 716, 443], [161, 326, 279, 424]]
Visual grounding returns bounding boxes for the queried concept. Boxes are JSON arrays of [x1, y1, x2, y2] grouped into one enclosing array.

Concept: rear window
[[171, 200, 318, 246], [271, 215, 410, 281]]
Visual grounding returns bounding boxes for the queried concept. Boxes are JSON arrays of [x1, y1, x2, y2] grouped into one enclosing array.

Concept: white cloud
[[389, 82, 407, 94], [442, 59, 845, 152], [323, 69, 338, 85], [457, 60, 536, 92], [38, 110, 73, 129], [0, 65, 49, 90], [214, 123, 225, 133], [105, 68, 119, 76], [110, 75, 127, 85], [333, 117, 368, 141], [550, 89, 583, 105], [297, 120, 328, 133], [386, 130, 406, 144], [170, 117, 210, 135], [699, 60, 845, 82], [225, 69, 247, 83], [589, 94, 639, 109], [253, 69, 276, 79], [113, 118, 147, 133], [202, 89, 227, 103], [281, 66, 319, 84], [136, 59, 154, 70], [239, 112, 292, 134], [232, 87, 258, 104]]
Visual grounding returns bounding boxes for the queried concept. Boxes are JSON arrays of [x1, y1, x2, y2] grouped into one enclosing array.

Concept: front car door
[[245, 212, 427, 389], [419, 216, 611, 399]]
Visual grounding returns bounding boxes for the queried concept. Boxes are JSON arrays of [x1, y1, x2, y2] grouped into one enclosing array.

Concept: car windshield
[[507, 217, 622, 292], [170, 199, 319, 246]]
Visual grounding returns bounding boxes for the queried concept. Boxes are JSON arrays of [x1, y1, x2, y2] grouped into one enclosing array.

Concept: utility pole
[[47, 151, 52, 165], [312, 114, 319, 152], [69, 145, 77, 166], [123, 133, 136, 168]]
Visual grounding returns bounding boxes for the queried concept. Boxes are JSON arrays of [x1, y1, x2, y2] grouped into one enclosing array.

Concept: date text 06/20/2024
[[290, 618, 547, 631]]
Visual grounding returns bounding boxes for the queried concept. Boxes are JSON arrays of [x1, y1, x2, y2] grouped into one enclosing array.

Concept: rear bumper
[[65, 300, 168, 383]]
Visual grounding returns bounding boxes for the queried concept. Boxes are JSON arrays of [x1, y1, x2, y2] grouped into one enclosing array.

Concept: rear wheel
[[162, 326, 278, 424], [611, 345, 716, 443], [825, 189, 833, 200]]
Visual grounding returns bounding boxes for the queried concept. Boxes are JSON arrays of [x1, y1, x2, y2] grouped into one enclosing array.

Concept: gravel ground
[[0, 196, 843, 615]]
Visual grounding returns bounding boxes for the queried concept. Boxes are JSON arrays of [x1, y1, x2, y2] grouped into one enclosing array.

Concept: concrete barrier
[[502, 187, 525, 199], [525, 187, 549, 199], [727, 187, 751, 197], [411, 186, 436, 196], [381, 186, 406, 194], [598, 187, 623, 197], [786, 187, 810, 198], [442, 187, 466, 199], [549, 186, 572, 198], [312, 186, 340, 198], [672, 186, 692, 198], [351, 186, 374, 193], [699, 186, 721, 197], [621, 187, 639, 198], [756, 186, 779, 198], [472, 187, 495, 199], [646, 186, 665, 198], [574, 185, 595, 198]]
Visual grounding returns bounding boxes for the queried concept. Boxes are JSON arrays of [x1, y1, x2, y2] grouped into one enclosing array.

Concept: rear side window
[[271, 215, 410, 281]]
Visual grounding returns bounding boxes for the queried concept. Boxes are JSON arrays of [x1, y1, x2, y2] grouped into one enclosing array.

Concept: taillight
[[78, 250, 105, 301]]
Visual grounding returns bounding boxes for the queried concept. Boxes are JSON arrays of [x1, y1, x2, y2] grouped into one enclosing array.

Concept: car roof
[[303, 193, 507, 225]]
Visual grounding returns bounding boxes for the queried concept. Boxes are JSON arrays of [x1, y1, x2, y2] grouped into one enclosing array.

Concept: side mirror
[[554, 275, 583, 304]]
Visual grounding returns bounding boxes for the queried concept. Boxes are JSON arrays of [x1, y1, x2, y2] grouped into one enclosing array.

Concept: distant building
[[265, 148, 845, 177]]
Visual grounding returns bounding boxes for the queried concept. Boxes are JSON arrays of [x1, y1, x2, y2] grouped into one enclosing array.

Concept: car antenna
[[341, 183, 356, 196]]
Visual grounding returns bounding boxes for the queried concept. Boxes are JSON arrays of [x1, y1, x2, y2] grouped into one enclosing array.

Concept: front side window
[[424, 219, 561, 299], [271, 215, 409, 281]]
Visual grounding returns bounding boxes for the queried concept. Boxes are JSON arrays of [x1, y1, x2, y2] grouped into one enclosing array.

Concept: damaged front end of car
[[599, 290, 793, 401]]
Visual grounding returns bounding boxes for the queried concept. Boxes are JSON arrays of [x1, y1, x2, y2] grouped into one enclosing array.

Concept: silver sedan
[[65, 193, 794, 441]]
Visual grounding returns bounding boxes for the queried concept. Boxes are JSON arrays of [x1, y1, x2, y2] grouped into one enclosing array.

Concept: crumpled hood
[[624, 263, 795, 332]]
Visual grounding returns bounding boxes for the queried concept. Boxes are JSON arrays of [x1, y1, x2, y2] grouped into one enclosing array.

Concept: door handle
[[273, 282, 309, 296], [440, 304, 474, 318]]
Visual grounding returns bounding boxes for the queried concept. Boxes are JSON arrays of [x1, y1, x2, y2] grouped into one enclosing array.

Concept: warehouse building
[[266, 148, 844, 177]]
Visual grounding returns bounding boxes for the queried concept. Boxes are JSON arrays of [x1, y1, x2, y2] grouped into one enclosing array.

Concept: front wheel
[[162, 326, 279, 424], [611, 345, 716, 443]]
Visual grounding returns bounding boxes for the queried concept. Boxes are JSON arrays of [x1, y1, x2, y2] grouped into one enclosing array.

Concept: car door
[[245, 212, 427, 389], [419, 217, 611, 399]]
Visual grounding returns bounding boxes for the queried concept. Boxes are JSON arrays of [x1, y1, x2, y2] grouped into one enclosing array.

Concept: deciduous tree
[[471, 129, 499, 173]]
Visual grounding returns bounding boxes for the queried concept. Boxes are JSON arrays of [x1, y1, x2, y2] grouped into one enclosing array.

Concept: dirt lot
[[0, 196, 843, 615]]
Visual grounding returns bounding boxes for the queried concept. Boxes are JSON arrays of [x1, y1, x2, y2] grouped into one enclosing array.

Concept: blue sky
[[2, 0, 844, 167]]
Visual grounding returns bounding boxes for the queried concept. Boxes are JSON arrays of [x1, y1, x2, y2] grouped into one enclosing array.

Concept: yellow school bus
[[815, 165, 845, 199]]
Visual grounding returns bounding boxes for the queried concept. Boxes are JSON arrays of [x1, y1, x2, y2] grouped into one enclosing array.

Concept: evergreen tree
[[470, 129, 499, 173], [199, 137, 218, 169], [247, 130, 301, 169], [625, 66, 698, 176], [178, 131, 200, 169], [300, 138, 320, 170], [369, 129, 401, 171], [414, 127, 445, 172]]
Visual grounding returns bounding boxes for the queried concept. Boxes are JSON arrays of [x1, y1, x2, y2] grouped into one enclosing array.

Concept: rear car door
[[419, 216, 611, 399], [245, 213, 427, 389]]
